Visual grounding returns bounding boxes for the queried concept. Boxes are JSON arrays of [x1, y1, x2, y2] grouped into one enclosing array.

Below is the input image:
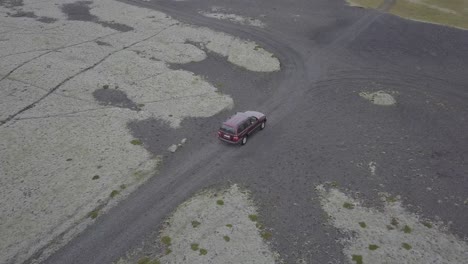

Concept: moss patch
[[87, 209, 99, 219], [403, 225, 412, 233], [191, 220, 201, 228], [131, 139, 142, 145], [216, 199, 224, 205], [402, 242, 412, 250], [369, 244, 379, 250], [343, 202, 355, 209], [261, 231, 272, 240], [352, 254, 363, 264], [199, 248, 207, 255], [359, 222, 367, 228], [110, 190, 120, 198], [161, 236, 171, 246], [422, 222, 433, 228], [223, 235, 230, 242], [190, 243, 199, 251], [248, 214, 258, 222], [137, 257, 160, 264]]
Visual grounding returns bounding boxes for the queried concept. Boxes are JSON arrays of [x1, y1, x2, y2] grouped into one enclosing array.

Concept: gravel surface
[[1, 0, 467, 264]]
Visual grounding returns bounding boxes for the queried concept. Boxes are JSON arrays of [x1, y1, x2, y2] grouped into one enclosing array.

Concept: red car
[[218, 111, 267, 145]]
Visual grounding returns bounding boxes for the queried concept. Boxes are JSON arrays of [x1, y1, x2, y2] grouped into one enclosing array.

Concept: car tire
[[241, 136, 248, 145], [260, 121, 266, 130]]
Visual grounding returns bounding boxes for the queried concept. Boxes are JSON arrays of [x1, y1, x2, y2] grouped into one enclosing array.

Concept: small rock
[[181, 138, 187, 144], [359, 91, 396, 106], [168, 144, 178, 153]]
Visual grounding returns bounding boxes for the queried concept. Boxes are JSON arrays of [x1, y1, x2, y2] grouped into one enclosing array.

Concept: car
[[218, 111, 267, 145]]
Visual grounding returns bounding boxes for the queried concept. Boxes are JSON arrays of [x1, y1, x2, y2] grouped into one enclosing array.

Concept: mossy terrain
[[347, 0, 468, 30], [348, 0, 383, 9]]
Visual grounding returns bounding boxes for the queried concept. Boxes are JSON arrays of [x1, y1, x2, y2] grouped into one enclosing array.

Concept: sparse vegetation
[[403, 225, 412, 233], [103, 84, 109, 89], [402, 242, 412, 250], [347, 0, 382, 9], [391, 217, 399, 226], [138, 103, 145, 108], [256, 222, 264, 230], [92, 175, 99, 180], [131, 139, 142, 145], [161, 236, 171, 246], [369, 244, 379, 250], [352, 254, 363, 264], [88, 210, 99, 219], [199, 248, 207, 255], [261, 231, 272, 240], [191, 243, 199, 251], [120, 184, 126, 190], [343, 202, 355, 209], [165, 249, 172, 255], [137, 257, 160, 264], [110, 190, 119, 198], [359, 222, 367, 228], [248, 214, 258, 222], [330, 181, 339, 187], [191, 220, 201, 228], [133, 170, 145, 180], [386, 196, 398, 203], [422, 222, 433, 228], [223, 235, 230, 242], [216, 199, 224, 205], [226, 224, 233, 228], [347, 0, 468, 30]]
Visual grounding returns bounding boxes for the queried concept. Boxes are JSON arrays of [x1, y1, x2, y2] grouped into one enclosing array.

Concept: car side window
[[237, 124, 244, 134], [238, 121, 248, 133], [250, 117, 257, 124]]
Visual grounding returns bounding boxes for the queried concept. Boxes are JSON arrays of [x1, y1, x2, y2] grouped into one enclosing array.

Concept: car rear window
[[220, 124, 235, 134]]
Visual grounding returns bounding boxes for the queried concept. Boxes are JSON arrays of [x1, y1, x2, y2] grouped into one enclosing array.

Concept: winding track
[[37, 1, 383, 263], [38, 0, 468, 263]]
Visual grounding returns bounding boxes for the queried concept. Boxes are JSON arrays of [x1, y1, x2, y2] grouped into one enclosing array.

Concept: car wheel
[[260, 121, 266, 130], [241, 136, 248, 145]]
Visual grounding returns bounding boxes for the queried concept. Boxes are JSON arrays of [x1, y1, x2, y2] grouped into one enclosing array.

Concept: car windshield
[[220, 124, 235, 134]]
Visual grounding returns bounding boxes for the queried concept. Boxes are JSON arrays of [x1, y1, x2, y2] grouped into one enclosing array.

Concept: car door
[[247, 117, 259, 135], [237, 121, 248, 136]]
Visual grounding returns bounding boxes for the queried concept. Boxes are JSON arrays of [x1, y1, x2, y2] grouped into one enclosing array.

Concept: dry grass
[[347, 0, 468, 30]]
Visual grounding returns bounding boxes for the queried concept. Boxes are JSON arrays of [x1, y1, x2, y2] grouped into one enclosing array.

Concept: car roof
[[223, 112, 250, 127]]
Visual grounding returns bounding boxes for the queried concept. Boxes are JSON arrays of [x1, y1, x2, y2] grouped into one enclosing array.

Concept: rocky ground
[[1, 0, 467, 264], [0, 0, 278, 263]]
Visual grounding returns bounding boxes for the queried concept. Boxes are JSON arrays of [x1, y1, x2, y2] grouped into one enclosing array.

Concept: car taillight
[[217, 131, 221, 136], [233, 136, 239, 141]]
